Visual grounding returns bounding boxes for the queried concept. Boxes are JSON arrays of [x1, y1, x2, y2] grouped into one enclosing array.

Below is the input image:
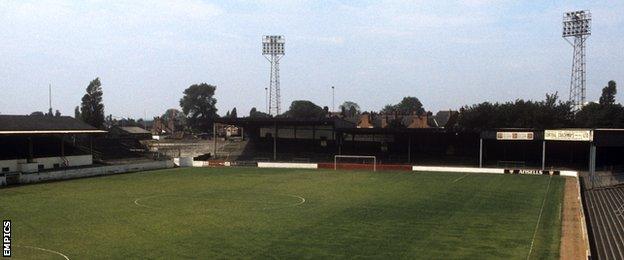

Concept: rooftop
[[116, 126, 151, 134], [0, 115, 106, 135]]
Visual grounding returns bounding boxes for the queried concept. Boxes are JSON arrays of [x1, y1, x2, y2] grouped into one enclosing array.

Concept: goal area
[[334, 155, 377, 171]]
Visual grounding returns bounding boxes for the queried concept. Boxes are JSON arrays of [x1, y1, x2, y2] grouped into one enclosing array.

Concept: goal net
[[334, 155, 377, 171]]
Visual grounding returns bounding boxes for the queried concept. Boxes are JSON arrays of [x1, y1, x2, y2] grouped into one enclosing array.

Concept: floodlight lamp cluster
[[563, 10, 591, 37], [262, 35, 285, 55]]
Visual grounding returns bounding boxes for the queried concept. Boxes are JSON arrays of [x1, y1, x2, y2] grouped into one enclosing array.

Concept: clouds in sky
[[1, 0, 622, 118]]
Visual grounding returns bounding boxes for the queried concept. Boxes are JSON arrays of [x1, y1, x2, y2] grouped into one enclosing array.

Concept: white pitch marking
[[260, 194, 306, 210], [133, 194, 166, 209], [452, 173, 469, 183], [133, 198, 147, 208], [288, 194, 306, 206], [526, 175, 552, 260], [133, 194, 306, 210], [16, 245, 70, 260]]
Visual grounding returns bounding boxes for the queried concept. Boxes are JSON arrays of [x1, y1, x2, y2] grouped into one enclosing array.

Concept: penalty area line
[[452, 173, 470, 183], [526, 175, 552, 260]]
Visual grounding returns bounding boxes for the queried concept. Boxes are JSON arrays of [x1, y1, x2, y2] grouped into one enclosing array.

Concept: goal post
[[334, 155, 377, 171]]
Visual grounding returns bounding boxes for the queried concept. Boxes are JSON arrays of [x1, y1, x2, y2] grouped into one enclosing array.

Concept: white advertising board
[[544, 130, 593, 141], [496, 132, 534, 140]]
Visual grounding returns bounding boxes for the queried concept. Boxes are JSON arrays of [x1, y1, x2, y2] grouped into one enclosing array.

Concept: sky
[[1, 0, 623, 119]]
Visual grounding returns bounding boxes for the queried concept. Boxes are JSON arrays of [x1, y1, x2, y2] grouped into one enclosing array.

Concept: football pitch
[[0, 167, 564, 259]]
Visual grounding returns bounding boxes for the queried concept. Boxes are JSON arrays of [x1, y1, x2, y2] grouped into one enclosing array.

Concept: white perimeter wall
[[559, 171, 579, 177], [257, 162, 318, 169], [16, 160, 174, 185], [33, 155, 92, 169], [412, 166, 505, 174], [0, 159, 19, 173], [0, 155, 92, 173], [412, 165, 578, 177]]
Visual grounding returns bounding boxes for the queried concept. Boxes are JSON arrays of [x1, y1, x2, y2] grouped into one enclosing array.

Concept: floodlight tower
[[262, 35, 285, 116], [562, 10, 591, 112]]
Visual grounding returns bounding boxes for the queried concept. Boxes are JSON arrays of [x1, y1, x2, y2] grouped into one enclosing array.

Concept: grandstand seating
[[233, 132, 480, 165], [583, 186, 624, 259], [89, 138, 147, 161], [0, 136, 86, 160]]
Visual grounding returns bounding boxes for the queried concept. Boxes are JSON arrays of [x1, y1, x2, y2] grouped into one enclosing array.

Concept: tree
[[380, 104, 395, 114], [162, 108, 187, 130], [576, 81, 624, 128], [80, 78, 105, 128], [249, 107, 270, 118], [395, 96, 425, 115], [379, 97, 426, 115], [54, 110, 61, 117], [104, 114, 115, 128], [575, 102, 624, 128], [74, 106, 81, 119], [284, 100, 326, 119], [454, 93, 574, 131], [339, 101, 360, 118], [30, 111, 44, 116], [599, 80, 617, 105], [230, 107, 237, 118], [179, 83, 218, 132]]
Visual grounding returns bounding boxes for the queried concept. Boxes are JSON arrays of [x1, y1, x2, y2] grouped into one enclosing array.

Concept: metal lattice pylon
[[262, 35, 285, 116], [569, 36, 587, 111], [268, 54, 282, 115], [562, 10, 591, 112]]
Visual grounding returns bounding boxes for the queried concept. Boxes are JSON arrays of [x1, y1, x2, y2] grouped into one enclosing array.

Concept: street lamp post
[[332, 86, 335, 113]]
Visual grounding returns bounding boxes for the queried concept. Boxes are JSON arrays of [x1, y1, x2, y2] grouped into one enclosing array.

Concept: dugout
[[0, 115, 106, 177]]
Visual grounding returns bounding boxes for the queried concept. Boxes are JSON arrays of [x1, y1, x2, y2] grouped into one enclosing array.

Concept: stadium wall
[[5, 160, 174, 186], [191, 159, 578, 177], [0, 155, 92, 173], [257, 162, 318, 169], [412, 166, 505, 174], [0, 159, 18, 173]]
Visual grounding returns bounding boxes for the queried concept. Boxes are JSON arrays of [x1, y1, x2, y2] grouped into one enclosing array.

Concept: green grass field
[[0, 167, 564, 259]]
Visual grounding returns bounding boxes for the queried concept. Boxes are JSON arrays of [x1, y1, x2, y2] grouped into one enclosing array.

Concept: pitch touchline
[[15, 245, 70, 260], [526, 175, 552, 260]]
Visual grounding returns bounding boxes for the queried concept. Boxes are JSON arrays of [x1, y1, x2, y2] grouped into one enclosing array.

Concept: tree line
[[72, 77, 622, 133], [452, 81, 623, 131]]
